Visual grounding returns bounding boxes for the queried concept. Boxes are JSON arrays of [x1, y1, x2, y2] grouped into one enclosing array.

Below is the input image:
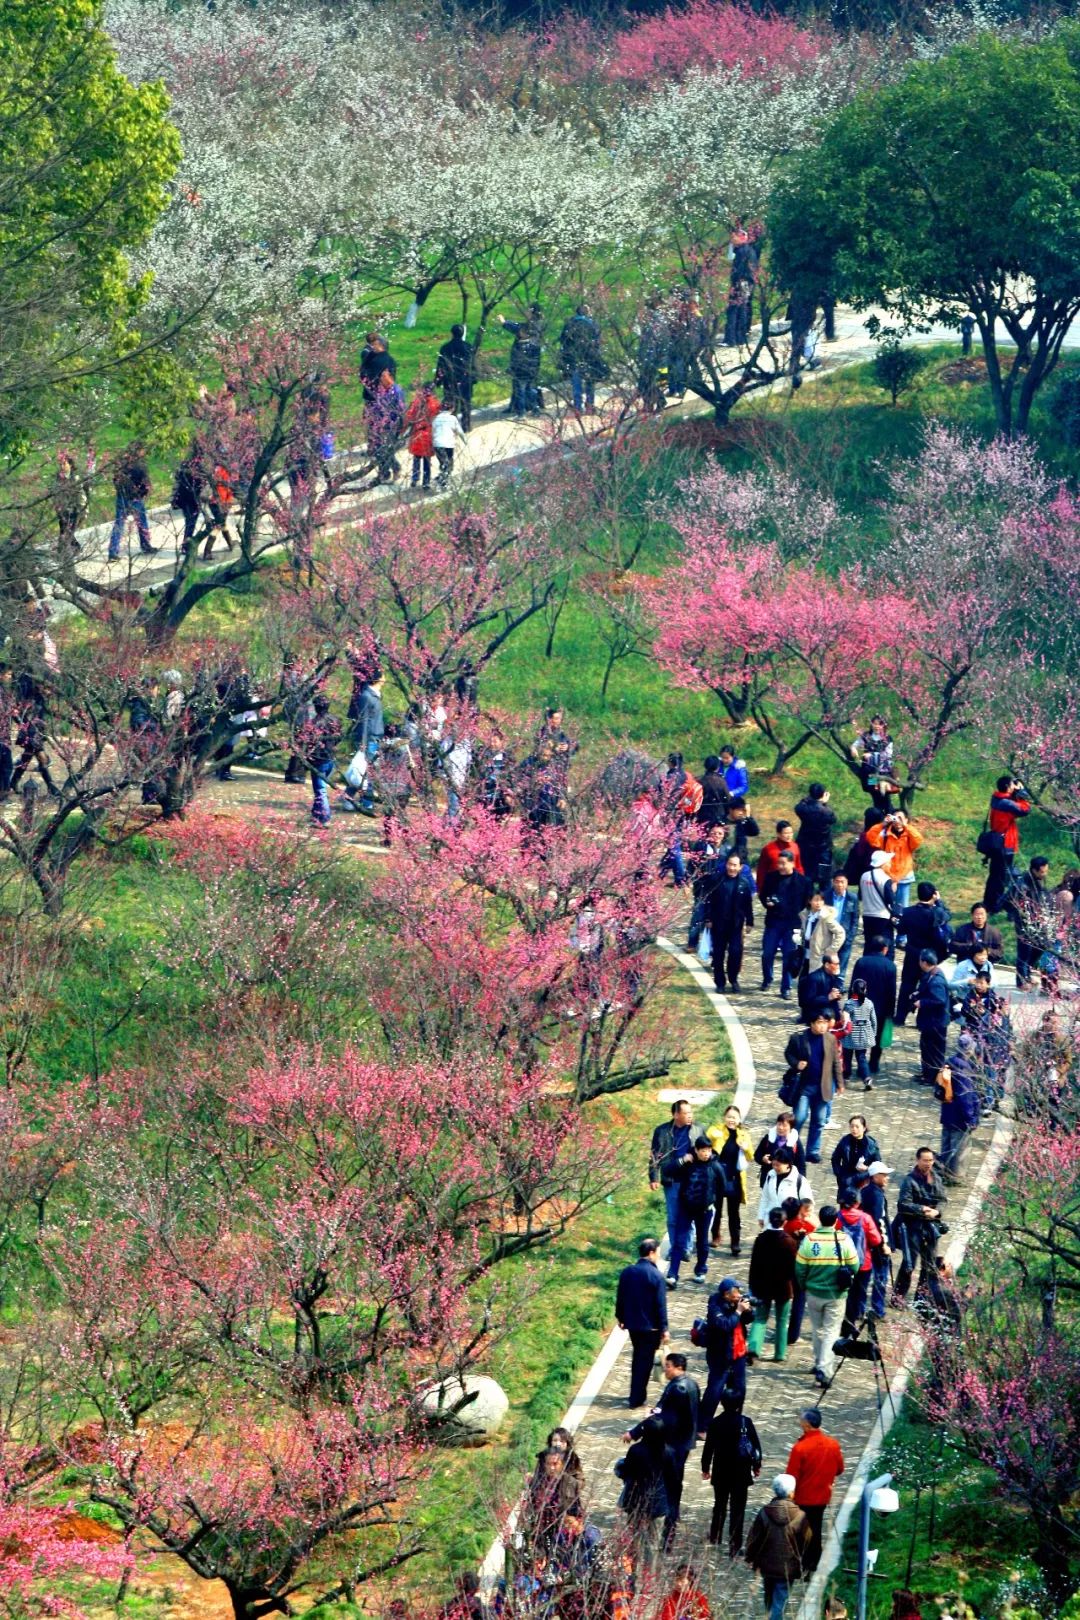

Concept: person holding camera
[[984, 774, 1030, 912], [794, 782, 837, 889], [893, 1147, 948, 1303], [865, 810, 924, 941], [699, 1278, 755, 1429]]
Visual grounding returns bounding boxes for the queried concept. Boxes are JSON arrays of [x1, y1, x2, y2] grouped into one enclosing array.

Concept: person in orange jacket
[[786, 1408, 844, 1572], [865, 810, 923, 927]]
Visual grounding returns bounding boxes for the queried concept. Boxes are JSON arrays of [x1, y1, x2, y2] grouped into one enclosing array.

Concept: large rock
[[419, 1375, 509, 1447]]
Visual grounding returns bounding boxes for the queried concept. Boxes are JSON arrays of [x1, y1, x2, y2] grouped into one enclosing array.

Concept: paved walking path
[[63, 301, 1075, 597], [537, 930, 1012, 1613]]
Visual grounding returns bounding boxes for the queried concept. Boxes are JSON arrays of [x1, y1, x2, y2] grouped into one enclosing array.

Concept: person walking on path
[[108, 442, 156, 561], [745, 1475, 810, 1620], [649, 1099, 695, 1263], [859, 850, 898, 954], [793, 1204, 859, 1386], [700, 1277, 754, 1429], [706, 1103, 753, 1257], [747, 1209, 798, 1363], [830, 1113, 880, 1195], [895, 884, 953, 1024], [786, 1409, 844, 1573], [849, 937, 896, 1076], [797, 889, 846, 976], [794, 782, 836, 889], [783, 1010, 844, 1164], [913, 951, 951, 1086], [405, 381, 439, 489], [841, 982, 879, 1091], [757, 1148, 813, 1229], [367, 369, 406, 484], [756, 820, 804, 894], [615, 1239, 669, 1408], [760, 850, 811, 1000], [614, 1415, 672, 1560], [836, 1188, 883, 1327], [559, 304, 605, 414], [754, 1113, 807, 1184], [344, 673, 384, 816], [359, 334, 396, 403], [830, 873, 860, 980], [893, 1148, 948, 1303], [708, 851, 755, 993], [432, 402, 467, 488], [668, 1136, 726, 1287], [435, 325, 475, 430], [625, 1351, 699, 1549], [499, 305, 543, 416], [938, 1037, 981, 1183], [860, 1161, 895, 1319], [697, 755, 732, 832], [701, 1395, 762, 1555]]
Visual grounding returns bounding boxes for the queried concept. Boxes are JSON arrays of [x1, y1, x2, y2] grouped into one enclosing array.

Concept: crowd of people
[[447, 714, 1077, 1620]]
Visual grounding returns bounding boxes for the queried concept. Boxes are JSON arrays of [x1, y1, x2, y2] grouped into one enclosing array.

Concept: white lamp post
[[857, 1472, 900, 1620]]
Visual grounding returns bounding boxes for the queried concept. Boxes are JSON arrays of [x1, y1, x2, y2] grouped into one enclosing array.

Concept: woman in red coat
[[406, 383, 438, 489]]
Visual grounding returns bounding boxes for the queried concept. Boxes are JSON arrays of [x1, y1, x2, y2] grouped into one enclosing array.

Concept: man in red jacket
[[756, 820, 804, 896], [786, 1409, 844, 1571]]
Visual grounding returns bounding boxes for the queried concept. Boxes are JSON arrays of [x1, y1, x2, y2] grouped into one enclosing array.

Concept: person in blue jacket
[[720, 743, 749, 799], [939, 1035, 981, 1182]]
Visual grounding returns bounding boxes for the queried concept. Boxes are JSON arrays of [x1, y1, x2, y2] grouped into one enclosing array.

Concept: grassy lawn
[[828, 1406, 1050, 1620]]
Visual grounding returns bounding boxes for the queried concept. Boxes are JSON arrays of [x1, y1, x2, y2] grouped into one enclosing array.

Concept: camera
[[832, 1334, 882, 1363]]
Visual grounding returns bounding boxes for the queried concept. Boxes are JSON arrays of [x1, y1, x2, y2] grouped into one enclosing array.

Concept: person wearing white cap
[[860, 1161, 895, 1319], [744, 1474, 810, 1620], [858, 848, 897, 952]]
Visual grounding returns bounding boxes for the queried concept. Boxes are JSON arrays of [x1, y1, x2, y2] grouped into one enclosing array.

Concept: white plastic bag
[[696, 925, 713, 967], [343, 749, 369, 792]]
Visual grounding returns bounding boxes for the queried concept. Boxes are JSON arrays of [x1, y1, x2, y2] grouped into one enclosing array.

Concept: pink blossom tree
[[607, 1, 825, 87], [29, 1046, 610, 1617], [365, 777, 681, 1105]]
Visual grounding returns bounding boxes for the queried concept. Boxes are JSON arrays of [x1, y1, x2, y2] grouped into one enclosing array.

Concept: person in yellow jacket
[[706, 1103, 755, 1258]]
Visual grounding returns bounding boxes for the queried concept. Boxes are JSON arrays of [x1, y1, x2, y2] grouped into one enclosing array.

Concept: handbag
[[880, 1017, 894, 1051], [696, 926, 713, 967], [343, 748, 369, 792], [833, 1228, 856, 1292], [976, 816, 1004, 859], [778, 1068, 800, 1107], [690, 1317, 707, 1348]]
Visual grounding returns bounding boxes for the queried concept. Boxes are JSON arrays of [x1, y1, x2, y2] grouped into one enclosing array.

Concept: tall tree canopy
[[770, 24, 1080, 437]]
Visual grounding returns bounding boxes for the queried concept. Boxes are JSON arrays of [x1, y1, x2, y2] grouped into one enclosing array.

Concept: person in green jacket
[[794, 1205, 859, 1386]]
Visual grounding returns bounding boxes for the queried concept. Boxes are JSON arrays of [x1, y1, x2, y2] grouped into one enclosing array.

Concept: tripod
[[815, 1313, 896, 1420]]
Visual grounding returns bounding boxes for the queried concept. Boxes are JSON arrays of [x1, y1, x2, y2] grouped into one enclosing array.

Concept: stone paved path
[[561, 929, 1010, 1614]]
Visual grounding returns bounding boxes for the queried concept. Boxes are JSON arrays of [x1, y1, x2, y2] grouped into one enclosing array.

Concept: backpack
[[840, 1212, 867, 1266], [690, 1317, 707, 1348]]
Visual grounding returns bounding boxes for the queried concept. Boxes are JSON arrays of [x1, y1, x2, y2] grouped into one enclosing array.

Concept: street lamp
[[857, 1471, 900, 1620]]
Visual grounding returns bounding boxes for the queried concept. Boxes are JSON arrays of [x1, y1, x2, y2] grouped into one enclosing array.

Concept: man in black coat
[[913, 952, 951, 1085], [697, 755, 732, 831], [798, 954, 844, 1024], [849, 938, 896, 1075], [615, 1239, 670, 1407], [627, 1350, 699, 1548], [760, 852, 812, 999], [708, 851, 755, 993], [951, 902, 1004, 964], [435, 324, 475, 430], [359, 335, 396, 403], [895, 884, 953, 1023], [794, 782, 836, 888]]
